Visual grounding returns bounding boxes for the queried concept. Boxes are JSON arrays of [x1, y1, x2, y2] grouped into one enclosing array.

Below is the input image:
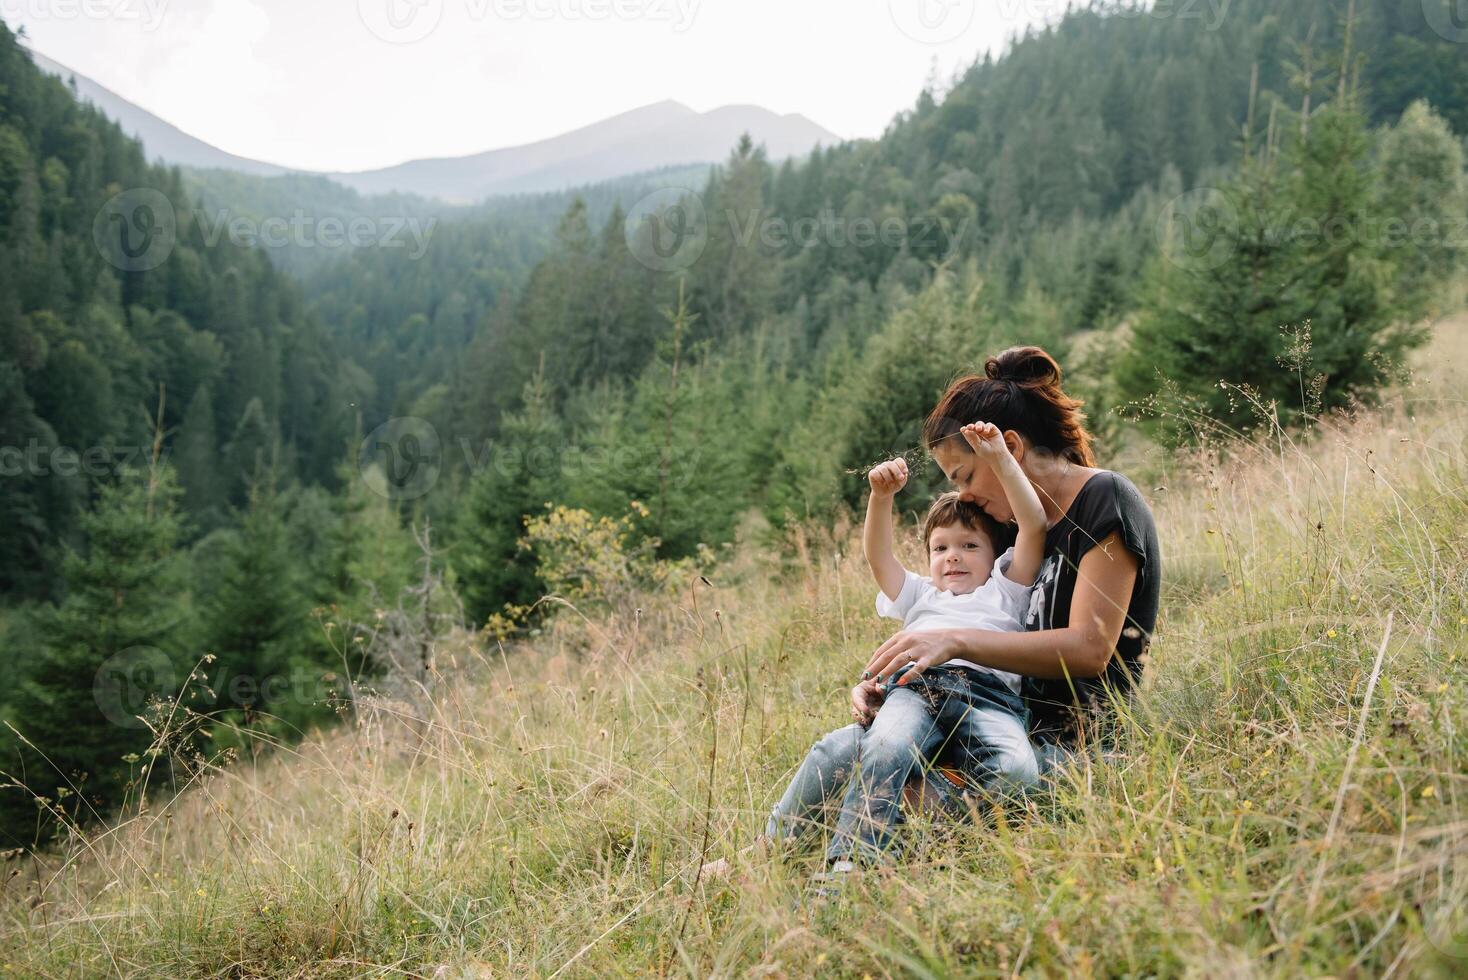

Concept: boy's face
[[926, 522, 996, 595]]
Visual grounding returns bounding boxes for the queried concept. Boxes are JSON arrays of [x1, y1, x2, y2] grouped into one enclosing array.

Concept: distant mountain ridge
[[27, 50, 840, 203], [28, 49, 293, 177], [324, 100, 839, 202]]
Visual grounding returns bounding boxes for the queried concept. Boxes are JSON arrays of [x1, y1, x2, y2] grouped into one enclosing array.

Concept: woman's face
[[932, 436, 1022, 523]]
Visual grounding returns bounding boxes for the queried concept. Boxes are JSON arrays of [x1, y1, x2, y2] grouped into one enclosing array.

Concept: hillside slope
[[3, 316, 1465, 976]]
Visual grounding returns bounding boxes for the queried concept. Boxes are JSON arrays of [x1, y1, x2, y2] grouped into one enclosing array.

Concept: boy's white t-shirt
[[874, 547, 1031, 694]]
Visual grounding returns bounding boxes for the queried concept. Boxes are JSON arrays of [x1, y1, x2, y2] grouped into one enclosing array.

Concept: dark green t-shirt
[[1020, 470, 1161, 745]]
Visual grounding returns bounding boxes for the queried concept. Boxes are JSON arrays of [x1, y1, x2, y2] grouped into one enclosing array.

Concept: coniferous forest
[[1, 0, 1466, 934]]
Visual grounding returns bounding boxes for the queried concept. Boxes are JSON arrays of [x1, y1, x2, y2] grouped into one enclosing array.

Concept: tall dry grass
[[2, 319, 1466, 977]]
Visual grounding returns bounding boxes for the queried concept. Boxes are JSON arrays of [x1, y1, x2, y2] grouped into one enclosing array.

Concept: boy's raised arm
[[863, 458, 910, 602], [960, 422, 1046, 587]]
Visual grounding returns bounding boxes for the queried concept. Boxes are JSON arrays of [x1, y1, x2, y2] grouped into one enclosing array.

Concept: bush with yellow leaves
[[520, 502, 697, 624]]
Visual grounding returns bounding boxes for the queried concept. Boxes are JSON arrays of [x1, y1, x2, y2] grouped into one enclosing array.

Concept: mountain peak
[[25, 49, 837, 203]]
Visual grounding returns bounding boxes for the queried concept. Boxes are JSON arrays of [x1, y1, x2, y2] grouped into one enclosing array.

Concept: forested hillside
[[0, 26, 356, 597], [1, 0, 1465, 852], [430, 0, 1468, 626], [0, 22, 417, 843]]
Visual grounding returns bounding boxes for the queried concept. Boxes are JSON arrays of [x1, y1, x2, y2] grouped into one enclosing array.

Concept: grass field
[[2, 318, 1466, 977]]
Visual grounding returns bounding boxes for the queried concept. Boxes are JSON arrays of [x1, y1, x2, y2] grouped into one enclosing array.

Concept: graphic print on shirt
[[1025, 552, 1062, 632]]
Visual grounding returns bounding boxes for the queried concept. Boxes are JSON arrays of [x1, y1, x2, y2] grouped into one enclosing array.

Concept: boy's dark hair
[[921, 492, 1011, 552]]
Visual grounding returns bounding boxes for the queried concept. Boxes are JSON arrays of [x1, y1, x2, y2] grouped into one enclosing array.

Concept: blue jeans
[[766, 665, 1039, 864]]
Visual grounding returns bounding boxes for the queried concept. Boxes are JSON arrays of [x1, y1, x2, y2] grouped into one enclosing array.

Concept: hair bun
[[985, 345, 1063, 387]]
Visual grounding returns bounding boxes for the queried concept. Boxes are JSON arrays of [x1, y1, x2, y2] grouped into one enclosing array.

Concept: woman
[[767, 344, 1161, 863]]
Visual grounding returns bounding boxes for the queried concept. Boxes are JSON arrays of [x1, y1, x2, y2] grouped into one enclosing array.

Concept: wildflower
[[1438, 682, 1449, 695], [1421, 785, 1437, 799], [196, 888, 206, 898], [1326, 629, 1338, 639]]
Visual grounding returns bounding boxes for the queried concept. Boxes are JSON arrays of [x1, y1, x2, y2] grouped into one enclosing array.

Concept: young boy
[[803, 421, 1047, 868]]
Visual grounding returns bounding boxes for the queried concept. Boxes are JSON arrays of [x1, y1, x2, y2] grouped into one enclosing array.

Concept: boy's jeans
[[766, 665, 1039, 865]]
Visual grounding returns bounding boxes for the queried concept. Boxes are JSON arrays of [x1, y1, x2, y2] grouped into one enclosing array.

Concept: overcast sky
[[7, 0, 1061, 172]]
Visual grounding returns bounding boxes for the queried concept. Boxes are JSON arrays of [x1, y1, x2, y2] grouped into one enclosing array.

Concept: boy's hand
[[850, 678, 884, 726], [867, 458, 909, 498], [960, 421, 1009, 464]]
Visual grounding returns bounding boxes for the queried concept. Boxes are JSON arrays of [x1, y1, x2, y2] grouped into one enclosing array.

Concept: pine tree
[[1374, 100, 1466, 322], [0, 466, 185, 844], [452, 369, 561, 626], [1116, 90, 1427, 442], [197, 466, 306, 724], [175, 382, 224, 530]]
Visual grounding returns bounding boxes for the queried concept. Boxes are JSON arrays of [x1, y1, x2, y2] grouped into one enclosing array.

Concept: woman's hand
[[850, 678, 885, 725], [862, 629, 960, 686]]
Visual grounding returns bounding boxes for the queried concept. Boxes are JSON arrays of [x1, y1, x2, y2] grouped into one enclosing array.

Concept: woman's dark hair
[[922, 345, 1095, 466]]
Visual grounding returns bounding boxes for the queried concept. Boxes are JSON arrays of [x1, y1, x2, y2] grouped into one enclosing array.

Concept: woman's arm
[[864, 531, 1140, 684]]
